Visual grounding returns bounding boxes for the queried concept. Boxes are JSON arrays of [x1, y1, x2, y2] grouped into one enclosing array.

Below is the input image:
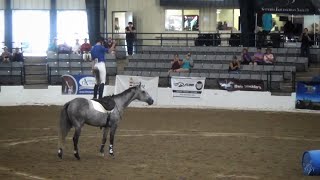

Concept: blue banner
[[61, 74, 95, 95], [296, 82, 320, 110]]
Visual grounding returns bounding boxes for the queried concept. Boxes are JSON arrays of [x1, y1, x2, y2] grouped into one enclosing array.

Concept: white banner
[[171, 76, 206, 98], [115, 75, 159, 105]]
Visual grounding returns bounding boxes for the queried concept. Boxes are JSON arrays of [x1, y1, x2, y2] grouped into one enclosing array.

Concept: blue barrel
[[302, 150, 320, 176]]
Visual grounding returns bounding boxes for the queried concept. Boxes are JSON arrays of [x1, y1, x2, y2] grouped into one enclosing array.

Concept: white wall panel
[[11, 0, 50, 10], [57, 0, 86, 10], [0, 0, 5, 9]]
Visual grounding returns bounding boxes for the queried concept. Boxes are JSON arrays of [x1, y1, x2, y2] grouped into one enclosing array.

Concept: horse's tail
[[58, 101, 72, 150]]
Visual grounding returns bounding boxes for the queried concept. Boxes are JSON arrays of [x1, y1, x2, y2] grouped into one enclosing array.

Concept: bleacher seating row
[[121, 70, 282, 90], [0, 62, 24, 85], [141, 46, 311, 57], [129, 53, 308, 72], [47, 54, 118, 85], [47, 52, 117, 62]]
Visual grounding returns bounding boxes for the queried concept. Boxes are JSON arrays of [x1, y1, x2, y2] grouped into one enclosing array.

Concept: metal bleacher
[[120, 46, 305, 91], [0, 61, 24, 85], [47, 52, 117, 85]]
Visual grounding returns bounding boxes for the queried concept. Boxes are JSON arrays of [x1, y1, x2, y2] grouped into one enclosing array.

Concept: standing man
[[125, 22, 136, 56], [300, 28, 311, 58], [91, 37, 109, 99]]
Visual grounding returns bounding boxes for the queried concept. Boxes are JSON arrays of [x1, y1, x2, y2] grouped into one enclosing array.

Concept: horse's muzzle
[[147, 98, 154, 105]]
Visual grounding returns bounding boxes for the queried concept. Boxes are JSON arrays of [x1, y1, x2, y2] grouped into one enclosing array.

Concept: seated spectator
[[168, 53, 181, 73], [229, 55, 240, 73], [12, 48, 24, 62], [47, 38, 58, 53], [240, 48, 252, 65], [1, 46, 11, 63], [105, 37, 116, 55], [72, 39, 81, 54], [80, 38, 92, 61], [58, 42, 72, 54], [174, 52, 193, 72], [80, 38, 92, 53], [253, 47, 264, 65], [263, 48, 275, 65]]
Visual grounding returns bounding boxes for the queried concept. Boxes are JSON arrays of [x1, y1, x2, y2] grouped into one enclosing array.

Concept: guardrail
[[101, 32, 320, 49]]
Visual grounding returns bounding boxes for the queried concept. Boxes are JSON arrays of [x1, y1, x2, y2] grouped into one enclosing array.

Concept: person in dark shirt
[[91, 37, 109, 99], [229, 56, 240, 73], [125, 22, 136, 56], [12, 48, 24, 62], [168, 53, 181, 73], [300, 28, 311, 58]]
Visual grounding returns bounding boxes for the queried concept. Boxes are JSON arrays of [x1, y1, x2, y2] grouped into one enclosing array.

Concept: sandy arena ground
[[0, 106, 320, 179]]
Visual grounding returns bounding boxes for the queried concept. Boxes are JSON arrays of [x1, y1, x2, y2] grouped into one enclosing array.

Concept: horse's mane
[[102, 86, 138, 99]]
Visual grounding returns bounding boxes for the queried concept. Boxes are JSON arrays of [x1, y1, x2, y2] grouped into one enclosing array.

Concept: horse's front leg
[[109, 124, 118, 157], [99, 127, 109, 156]]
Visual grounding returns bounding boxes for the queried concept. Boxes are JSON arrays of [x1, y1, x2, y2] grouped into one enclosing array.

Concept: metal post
[[255, 13, 257, 47]]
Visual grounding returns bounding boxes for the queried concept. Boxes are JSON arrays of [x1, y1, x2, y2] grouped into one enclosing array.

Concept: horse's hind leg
[[73, 127, 82, 160], [99, 127, 109, 156]]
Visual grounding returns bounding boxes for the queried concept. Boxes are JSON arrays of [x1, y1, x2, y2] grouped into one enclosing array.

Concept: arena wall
[[0, 86, 298, 112]]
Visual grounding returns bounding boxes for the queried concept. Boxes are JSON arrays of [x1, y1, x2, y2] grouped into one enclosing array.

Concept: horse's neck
[[114, 90, 136, 111]]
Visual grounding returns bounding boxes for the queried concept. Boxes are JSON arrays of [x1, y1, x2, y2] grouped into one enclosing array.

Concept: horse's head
[[134, 83, 154, 105]]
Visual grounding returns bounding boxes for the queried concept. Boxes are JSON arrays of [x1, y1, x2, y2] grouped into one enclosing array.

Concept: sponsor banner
[[296, 82, 320, 110], [171, 76, 205, 98], [115, 75, 159, 104], [256, 0, 320, 14], [218, 79, 264, 91], [61, 74, 95, 95]]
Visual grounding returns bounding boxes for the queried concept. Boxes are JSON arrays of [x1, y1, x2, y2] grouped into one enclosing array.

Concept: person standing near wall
[[300, 28, 311, 59], [91, 37, 109, 99], [125, 22, 136, 56]]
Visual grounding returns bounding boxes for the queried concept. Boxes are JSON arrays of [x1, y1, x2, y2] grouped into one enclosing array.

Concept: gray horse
[[58, 84, 154, 160]]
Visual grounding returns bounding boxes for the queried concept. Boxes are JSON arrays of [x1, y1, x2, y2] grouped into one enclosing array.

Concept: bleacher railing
[[101, 32, 320, 49]]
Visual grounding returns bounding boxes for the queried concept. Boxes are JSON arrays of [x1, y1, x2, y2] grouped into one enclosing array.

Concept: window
[[217, 9, 240, 31], [57, 10, 89, 46], [165, 9, 199, 31], [12, 10, 50, 55]]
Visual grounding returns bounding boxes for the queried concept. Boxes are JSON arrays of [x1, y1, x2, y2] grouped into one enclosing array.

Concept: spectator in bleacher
[[105, 37, 116, 55], [80, 38, 92, 61], [240, 48, 252, 65], [72, 39, 81, 54], [80, 38, 92, 53], [12, 48, 24, 62], [229, 56, 240, 73], [253, 47, 264, 65], [174, 53, 193, 72], [58, 42, 72, 54], [300, 28, 311, 58], [263, 48, 275, 65], [47, 38, 58, 53], [1, 46, 11, 63], [125, 22, 136, 56], [168, 53, 181, 73]]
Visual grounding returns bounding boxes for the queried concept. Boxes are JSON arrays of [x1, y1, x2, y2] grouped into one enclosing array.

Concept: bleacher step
[[271, 92, 292, 96], [24, 84, 48, 89]]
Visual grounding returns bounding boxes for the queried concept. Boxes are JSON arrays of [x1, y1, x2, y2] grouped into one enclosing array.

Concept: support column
[[50, 0, 57, 42], [4, 0, 12, 50]]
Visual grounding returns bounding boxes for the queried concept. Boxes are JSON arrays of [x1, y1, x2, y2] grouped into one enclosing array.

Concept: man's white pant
[[93, 61, 106, 84]]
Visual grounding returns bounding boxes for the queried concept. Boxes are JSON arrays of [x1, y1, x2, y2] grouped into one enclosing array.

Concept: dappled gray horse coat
[[58, 84, 154, 160]]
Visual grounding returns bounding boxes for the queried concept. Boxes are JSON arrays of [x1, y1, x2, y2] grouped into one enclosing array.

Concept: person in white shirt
[[72, 39, 81, 54]]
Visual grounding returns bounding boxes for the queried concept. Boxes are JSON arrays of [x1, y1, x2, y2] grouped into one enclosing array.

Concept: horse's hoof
[[100, 153, 105, 157], [58, 148, 63, 159], [74, 152, 81, 160], [109, 153, 115, 159]]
